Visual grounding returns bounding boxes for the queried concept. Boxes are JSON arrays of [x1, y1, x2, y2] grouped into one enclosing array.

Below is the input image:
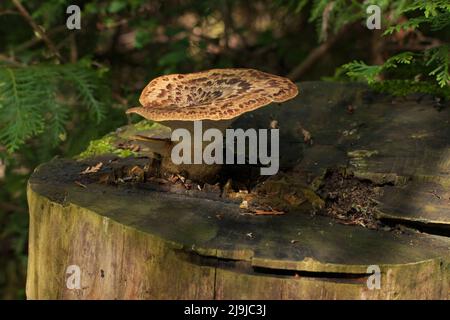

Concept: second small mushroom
[[126, 68, 298, 182]]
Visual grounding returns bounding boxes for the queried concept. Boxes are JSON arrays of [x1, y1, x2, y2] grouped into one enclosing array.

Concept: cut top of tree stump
[[27, 82, 450, 299], [30, 157, 450, 272]]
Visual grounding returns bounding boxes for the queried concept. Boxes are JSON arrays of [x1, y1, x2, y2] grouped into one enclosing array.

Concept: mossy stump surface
[[27, 82, 450, 299]]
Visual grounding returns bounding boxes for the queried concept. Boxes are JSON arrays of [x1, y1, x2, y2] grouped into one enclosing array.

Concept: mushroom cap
[[126, 68, 298, 121]]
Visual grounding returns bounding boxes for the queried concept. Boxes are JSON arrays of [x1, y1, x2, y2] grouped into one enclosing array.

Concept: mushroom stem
[[159, 119, 233, 183]]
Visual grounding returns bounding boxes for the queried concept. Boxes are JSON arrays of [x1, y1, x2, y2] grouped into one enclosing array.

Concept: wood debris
[[270, 119, 279, 129], [74, 181, 87, 188], [253, 208, 285, 215], [239, 200, 249, 209], [296, 123, 313, 145], [80, 162, 103, 175]]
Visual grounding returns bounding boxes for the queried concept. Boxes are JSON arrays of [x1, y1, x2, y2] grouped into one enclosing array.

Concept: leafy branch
[[426, 45, 450, 88], [343, 52, 415, 84], [334, 0, 450, 97], [0, 64, 108, 153]]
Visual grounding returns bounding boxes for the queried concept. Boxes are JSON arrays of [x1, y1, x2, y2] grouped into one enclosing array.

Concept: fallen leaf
[[81, 162, 103, 175]]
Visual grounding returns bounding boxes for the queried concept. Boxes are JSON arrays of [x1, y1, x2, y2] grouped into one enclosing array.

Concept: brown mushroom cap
[[126, 68, 298, 121]]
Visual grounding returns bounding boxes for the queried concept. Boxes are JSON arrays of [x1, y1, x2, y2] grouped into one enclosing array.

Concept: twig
[[321, 2, 335, 42], [0, 53, 23, 66], [11, 0, 64, 62], [287, 25, 351, 81], [0, 9, 19, 16], [14, 25, 67, 53]]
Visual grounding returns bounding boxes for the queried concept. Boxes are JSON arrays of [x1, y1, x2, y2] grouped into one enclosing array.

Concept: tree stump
[[27, 82, 450, 299]]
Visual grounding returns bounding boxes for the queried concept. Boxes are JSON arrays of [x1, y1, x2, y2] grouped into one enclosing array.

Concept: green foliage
[[0, 64, 107, 153], [281, 0, 449, 96], [78, 135, 136, 159], [407, 0, 450, 18], [342, 45, 449, 95], [426, 45, 450, 88], [326, 1, 450, 97], [384, 1, 450, 34], [343, 52, 415, 84]]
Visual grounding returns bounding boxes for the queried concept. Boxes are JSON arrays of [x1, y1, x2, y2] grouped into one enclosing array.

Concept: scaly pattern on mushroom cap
[[126, 68, 298, 121]]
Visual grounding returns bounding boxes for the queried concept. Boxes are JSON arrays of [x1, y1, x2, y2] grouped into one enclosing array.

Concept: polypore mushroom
[[126, 68, 298, 182]]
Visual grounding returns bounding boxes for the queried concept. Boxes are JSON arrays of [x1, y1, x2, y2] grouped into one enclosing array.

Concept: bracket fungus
[[126, 68, 298, 182]]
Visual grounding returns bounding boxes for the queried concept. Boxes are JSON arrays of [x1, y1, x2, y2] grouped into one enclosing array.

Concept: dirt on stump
[[317, 170, 385, 230]]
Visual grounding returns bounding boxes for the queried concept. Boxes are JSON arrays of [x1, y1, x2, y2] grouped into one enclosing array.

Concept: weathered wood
[[232, 82, 450, 224], [27, 82, 450, 299]]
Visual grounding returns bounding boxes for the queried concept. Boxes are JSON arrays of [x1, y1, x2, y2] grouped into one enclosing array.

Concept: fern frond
[[425, 45, 450, 88], [0, 67, 51, 152], [0, 64, 109, 153], [341, 61, 383, 84], [405, 0, 450, 17], [384, 10, 450, 35], [342, 52, 415, 84], [383, 52, 415, 67], [58, 65, 106, 122], [46, 102, 69, 147], [383, 16, 426, 35]]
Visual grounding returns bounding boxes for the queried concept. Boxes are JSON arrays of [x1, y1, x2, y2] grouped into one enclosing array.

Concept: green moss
[[133, 120, 159, 131], [114, 149, 136, 158], [77, 135, 136, 159], [77, 120, 169, 159], [371, 80, 450, 99]]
